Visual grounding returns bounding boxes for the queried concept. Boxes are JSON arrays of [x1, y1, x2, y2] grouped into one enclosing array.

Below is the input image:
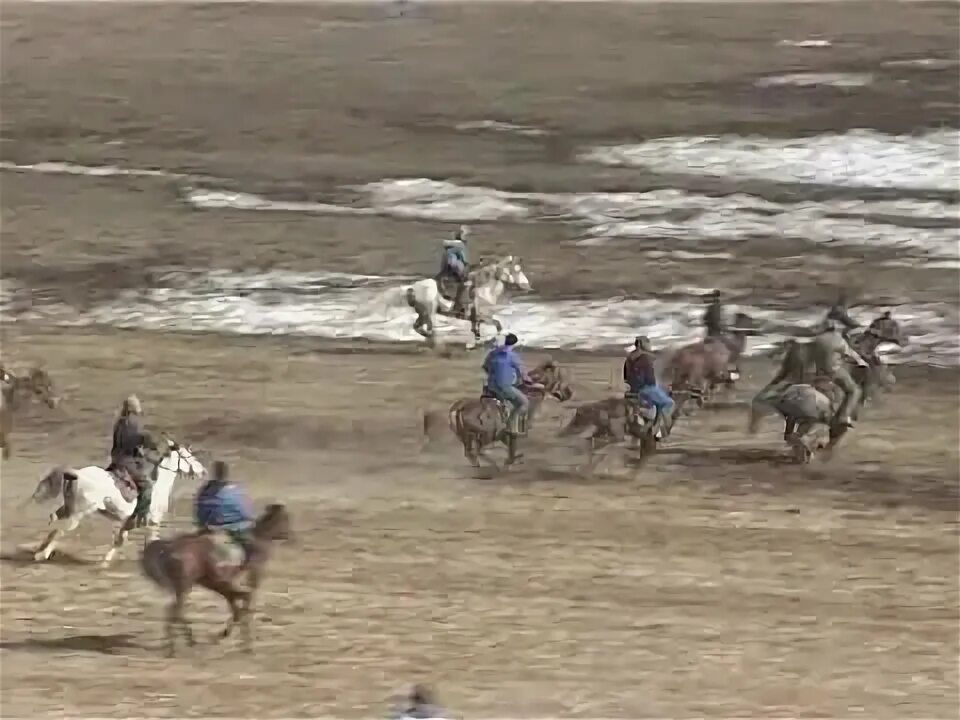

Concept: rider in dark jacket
[[703, 290, 726, 338], [108, 394, 158, 528], [624, 336, 675, 438]]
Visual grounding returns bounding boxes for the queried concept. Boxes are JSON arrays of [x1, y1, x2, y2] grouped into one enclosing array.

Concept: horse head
[[475, 255, 531, 292], [161, 438, 206, 479], [529, 359, 574, 402], [4, 366, 61, 409], [256, 503, 293, 543]]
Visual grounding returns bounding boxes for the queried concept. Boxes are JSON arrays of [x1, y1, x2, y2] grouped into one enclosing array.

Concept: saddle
[[479, 387, 527, 436], [623, 392, 657, 426], [107, 467, 139, 502]]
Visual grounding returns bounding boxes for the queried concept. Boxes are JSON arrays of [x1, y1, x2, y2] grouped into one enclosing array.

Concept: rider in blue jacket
[[195, 460, 255, 557], [482, 333, 532, 436], [439, 226, 471, 316]]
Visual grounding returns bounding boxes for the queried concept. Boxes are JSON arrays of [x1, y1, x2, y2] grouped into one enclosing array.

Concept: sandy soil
[[1, 2, 959, 718], [0, 325, 957, 718]]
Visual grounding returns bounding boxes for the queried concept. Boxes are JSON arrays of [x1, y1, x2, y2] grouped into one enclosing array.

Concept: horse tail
[[62, 472, 78, 516], [29, 466, 70, 504], [141, 539, 176, 592], [448, 401, 464, 437], [404, 286, 417, 309], [421, 408, 446, 448]]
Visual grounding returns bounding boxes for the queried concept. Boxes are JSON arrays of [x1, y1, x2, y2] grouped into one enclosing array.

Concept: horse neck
[[473, 271, 505, 304], [152, 454, 180, 496]]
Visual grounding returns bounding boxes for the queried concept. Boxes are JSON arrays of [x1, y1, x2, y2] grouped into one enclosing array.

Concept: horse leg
[[205, 579, 249, 643], [469, 305, 480, 341], [463, 437, 481, 468], [34, 512, 83, 562], [166, 589, 195, 657], [790, 420, 816, 464], [413, 311, 431, 339], [100, 525, 131, 568]]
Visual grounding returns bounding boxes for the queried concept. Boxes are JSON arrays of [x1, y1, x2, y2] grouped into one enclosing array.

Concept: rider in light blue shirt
[[439, 226, 471, 316], [482, 332, 532, 435]]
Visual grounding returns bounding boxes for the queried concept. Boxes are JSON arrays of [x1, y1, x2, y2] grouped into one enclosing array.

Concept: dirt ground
[[0, 326, 957, 718], [1, 1, 959, 718]]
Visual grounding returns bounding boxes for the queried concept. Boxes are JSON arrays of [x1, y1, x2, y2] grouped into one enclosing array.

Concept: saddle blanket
[[209, 532, 246, 569], [109, 471, 138, 502]]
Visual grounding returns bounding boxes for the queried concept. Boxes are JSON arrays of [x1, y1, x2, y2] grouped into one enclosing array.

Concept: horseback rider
[[624, 335, 675, 438], [195, 460, 256, 562], [703, 290, 726, 339], [108, 394, 159, 529], [810, 319, 870, 428], [390, 684, 449, 720], [825, 289, 859, 339], [438, 225, 471, 317], [482, 332, 533, 437]]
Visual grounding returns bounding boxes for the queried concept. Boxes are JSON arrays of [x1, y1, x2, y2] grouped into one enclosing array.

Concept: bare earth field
[[1, 1, 959, 718]]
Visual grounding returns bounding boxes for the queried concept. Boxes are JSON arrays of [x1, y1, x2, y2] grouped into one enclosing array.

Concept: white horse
[[389, 255, 532, 349], [28, 440, 206, 566]]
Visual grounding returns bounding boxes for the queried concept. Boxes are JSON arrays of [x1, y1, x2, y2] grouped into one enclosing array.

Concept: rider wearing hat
[[439, 225, 471, 318], [482, 332, 534, 438], [624, 335, 675, 438], [108, 394, 159, 529], [810, 318, 870, 428]]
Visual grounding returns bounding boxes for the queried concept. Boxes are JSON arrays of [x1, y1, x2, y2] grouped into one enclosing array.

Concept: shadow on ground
[[0, 632, 139, 655]]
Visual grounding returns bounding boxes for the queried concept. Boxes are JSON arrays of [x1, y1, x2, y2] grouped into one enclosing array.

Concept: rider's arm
[[841, 338, 869, 367], [445, 249, 465, 276], [837, 307, 859, 329], [512, 353, 531, 385]]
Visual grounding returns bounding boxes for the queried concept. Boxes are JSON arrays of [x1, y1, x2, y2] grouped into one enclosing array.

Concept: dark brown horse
[[140, 504, 292, 656], [666, 312, 757, 406], [0, 365, 60, 459], [444, 360, 573, 469]]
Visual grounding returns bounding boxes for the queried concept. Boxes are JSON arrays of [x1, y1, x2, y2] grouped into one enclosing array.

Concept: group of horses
[[428, 308, 906, 473], [0, 280, 905, 654]]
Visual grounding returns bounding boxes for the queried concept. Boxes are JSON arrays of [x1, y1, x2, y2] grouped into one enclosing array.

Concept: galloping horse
[[395, 255, 532, 348], [444, 360, 572, 469], [558, 387, 688, 474], [666, 312, 758, 406], [1, 365, 60, 459], [28, 440, 206, 565], [141, 503, 293, 656], [750, 311, 905, 433]]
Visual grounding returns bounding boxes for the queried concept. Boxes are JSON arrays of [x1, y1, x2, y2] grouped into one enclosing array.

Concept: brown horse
[[444, 360, 573, 469], [0, 365, 60, 459], [558, 389, 687, 473], [666, 312, 757, 406], [140, 504, 292, 656]]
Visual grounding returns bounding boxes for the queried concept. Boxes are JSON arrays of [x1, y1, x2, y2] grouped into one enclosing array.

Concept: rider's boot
[[453, 281, 467, 319], [505, 433, 523, 465]]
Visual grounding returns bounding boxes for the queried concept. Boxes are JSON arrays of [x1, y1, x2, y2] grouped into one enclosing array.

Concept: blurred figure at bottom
[[390, 684, 452, 720]]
